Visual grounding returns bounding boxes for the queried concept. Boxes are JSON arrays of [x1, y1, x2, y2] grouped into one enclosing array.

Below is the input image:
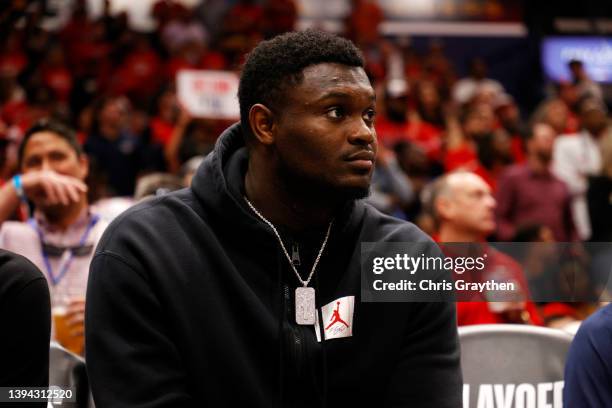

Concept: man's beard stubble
[[276, 159, 372, 205]]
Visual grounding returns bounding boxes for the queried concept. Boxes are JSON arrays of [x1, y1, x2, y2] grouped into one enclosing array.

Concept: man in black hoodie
[[86, 30, 462, 408]]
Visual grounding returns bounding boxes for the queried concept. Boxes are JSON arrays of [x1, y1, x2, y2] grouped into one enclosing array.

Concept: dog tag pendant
[[295, 287, 316, 325]]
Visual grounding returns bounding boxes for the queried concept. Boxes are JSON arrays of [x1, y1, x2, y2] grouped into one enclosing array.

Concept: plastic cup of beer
[[52, 305, 84, 355]]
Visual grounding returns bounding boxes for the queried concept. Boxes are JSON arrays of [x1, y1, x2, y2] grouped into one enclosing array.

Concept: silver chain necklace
[[244, 196, 333, 325]]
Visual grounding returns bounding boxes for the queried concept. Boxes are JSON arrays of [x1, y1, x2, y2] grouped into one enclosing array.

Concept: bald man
[[430, 172, 496, 243], [429, 171, 542, 325]]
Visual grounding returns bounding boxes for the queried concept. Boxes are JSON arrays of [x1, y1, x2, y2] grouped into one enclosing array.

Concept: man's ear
[[248, 104, 275, 146], [435, 196, 453, 222]]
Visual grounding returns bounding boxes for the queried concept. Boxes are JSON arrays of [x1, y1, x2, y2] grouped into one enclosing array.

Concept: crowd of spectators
[[0, 0, 610, 336], [0, 0, 299, 201]]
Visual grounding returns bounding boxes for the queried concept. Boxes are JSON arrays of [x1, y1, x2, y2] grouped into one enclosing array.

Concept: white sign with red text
[[177, 70, 239, 119]]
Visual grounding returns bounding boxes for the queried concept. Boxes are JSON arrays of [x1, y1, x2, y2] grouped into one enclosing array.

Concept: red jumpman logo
[[325, 301, 349, 330]]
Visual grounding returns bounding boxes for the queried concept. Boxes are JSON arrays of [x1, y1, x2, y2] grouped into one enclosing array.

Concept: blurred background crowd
[[1, 0, 612, 341]]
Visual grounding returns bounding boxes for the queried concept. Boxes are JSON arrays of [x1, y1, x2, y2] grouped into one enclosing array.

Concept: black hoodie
[[85, 123, 462, 408]]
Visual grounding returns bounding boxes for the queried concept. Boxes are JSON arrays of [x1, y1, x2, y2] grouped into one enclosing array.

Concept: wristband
[[12, 174, 26, 202]]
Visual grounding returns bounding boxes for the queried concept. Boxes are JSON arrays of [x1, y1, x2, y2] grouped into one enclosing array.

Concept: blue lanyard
[[28, 214, 100, 286]]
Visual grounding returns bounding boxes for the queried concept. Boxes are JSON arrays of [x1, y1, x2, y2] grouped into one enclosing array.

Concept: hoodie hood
[[190, 123, 274, 240]]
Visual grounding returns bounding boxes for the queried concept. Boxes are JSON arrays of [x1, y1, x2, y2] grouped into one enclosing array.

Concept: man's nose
[[41, 159, 53, 172], [348, 118, 375, 145]]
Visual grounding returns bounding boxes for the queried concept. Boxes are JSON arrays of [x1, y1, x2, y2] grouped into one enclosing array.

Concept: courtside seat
[[459, 324, 573, 408], [49, 342, 94, 407]]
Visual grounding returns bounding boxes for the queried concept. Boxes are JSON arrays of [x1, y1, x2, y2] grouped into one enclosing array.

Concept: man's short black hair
[[18, 119, 82, 168], [238, 29, 364, 137]]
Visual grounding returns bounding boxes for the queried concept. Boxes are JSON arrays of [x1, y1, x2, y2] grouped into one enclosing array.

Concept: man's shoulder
[[0, 220, 37, 245], [577, 304, 612, 342], [358, 201, 433, 243], [91, 213, 110, 231], [0, 249, 46, 298], [97, 188, 202, 248], [555, 133, 581, 149], [0, 220, 36, 235], [501, 163, 529, 180], [569, 304, 612, 371]]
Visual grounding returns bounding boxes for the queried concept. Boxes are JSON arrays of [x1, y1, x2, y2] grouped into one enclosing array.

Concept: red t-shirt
[[444, 142, 478, 172], [456, 301, 542, 326], [433, 239, 544, 327], [69, 42, 111, 75], [347, 2, 383, 43], [199, 51, 227, 70], [455, 248, 543, 326], [1, 100, 28, 126], [565, 112, 580, 134], [444, 140, 515, 191], [473, 164, 499, 191], [165, 57, 196, 80], [150, 117, 175, 146], [375, 117, 443, 161], [510, 135, 525, 164], [112, 51, 161, 96], [41, 66, 73, 102], [225, 4, 264, 35], [0, 52, 27, 76]]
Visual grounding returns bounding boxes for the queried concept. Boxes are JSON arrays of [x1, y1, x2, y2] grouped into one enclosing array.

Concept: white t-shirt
[[553, 131, 602, 240], [0, 209, 108, 306]]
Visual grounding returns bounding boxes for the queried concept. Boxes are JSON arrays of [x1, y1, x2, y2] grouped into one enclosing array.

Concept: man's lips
[[344, 150, 375, 162], [344, 150, 375, 171]]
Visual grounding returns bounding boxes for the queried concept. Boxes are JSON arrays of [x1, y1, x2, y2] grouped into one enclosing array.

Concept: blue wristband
[[12, 174, 26, 202]]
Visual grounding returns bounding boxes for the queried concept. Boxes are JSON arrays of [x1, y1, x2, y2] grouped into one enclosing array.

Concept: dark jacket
[[564, 303, 612, 406], [0, 250, 50, 408], [588, 175, 612, 242], [85, 123, 462, 408]]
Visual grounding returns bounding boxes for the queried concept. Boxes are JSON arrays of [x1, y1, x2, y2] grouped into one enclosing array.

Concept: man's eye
[[327, 107, 344, 119], [50, 152, 66, 161], [472, 191, 486, 199], [25, 158, 41, 168], [364, 109, 376, 122]]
